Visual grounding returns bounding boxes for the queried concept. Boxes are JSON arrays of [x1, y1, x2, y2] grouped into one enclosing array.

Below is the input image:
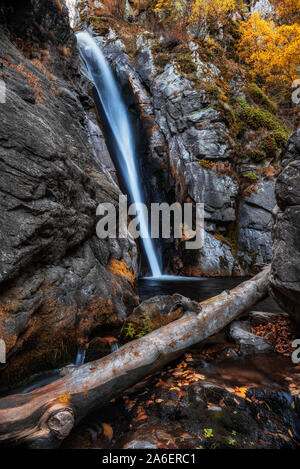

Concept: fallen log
[[0, 267, 270, 448]]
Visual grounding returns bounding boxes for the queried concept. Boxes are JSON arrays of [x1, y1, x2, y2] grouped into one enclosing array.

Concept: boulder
[[229, 320, 273, 355]]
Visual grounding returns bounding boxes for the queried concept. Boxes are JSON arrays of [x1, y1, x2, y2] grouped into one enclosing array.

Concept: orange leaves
[[101, 423, 114, 441], [108, 258, 136, 285], [234, 387, 248, 399], [133, 406, 148, 422]]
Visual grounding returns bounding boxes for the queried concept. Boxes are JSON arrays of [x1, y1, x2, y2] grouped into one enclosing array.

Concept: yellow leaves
[[190, 0, 236, 23], [101, 423, 114, 441], [238, 12, 300, 86], [151, 0, 241, 27], [272, 0, 300, 24]]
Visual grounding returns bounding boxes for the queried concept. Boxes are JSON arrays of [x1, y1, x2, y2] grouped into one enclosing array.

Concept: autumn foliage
[[238, 12, 300, 86]]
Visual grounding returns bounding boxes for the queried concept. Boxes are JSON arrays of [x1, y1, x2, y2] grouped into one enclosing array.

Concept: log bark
[[0, 267, 270, 448]]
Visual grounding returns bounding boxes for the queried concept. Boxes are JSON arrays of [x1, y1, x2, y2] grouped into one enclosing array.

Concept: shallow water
[[138, 276, 283, 314]]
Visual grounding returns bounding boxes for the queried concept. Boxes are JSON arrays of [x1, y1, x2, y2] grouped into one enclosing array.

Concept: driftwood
[[0, 267, 270, 448]]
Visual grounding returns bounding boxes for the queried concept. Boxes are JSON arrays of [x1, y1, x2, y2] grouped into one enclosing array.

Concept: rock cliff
[[270, 131, 300, 324], [75, 0, 289, 276], [0, 0, 137, 387]]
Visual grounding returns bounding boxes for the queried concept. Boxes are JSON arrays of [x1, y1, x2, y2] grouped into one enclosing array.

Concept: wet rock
[[123, 439, 158, 449], [250, 0, 275, 18], [185, 165, 238, 222], [270, 131, 300, 324], [237, 179, 276, 272], [181, 124, 233, 160], [135, 47, 156, 88], [100, 355, 300, 450], [229, 320, 273, 355], [0, 1, 137, 387], [183, 231, 235, 277], [123, 294, 199, 339]]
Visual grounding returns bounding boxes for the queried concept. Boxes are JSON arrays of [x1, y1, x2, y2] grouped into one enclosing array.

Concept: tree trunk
[[0, 267, 270, 448]]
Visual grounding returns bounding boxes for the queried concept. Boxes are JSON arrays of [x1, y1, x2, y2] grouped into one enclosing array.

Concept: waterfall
[[76, 31, 162, 278], [75, 347, 86, 367]]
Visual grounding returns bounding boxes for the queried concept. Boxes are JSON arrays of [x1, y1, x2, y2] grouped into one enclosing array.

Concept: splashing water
[[76, 31, 162, 278], [75, 347, 86, 367], [110, 342, 120, 353]]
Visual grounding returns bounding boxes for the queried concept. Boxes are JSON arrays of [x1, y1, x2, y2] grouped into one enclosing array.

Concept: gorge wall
[[270, 130, 300, 325], [0, 0, 138, 388], [75, 0, 289, 277]]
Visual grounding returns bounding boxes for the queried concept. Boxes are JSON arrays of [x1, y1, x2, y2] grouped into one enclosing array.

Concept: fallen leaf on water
[[235, 386, 248, 398], [101, 423, 113, 441]]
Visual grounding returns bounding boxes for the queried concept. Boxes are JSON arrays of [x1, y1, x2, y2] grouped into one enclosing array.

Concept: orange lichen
[[54, 0, 64, 13], [108, 258, 136, 285], [58, 392, 71, 404], [57, 46, 72, 57]]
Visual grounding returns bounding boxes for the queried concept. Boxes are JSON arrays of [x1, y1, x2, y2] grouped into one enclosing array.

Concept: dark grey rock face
[[237, 180, 276, 271], [270, 131, 300, 323], [0, 0, 137, 387]]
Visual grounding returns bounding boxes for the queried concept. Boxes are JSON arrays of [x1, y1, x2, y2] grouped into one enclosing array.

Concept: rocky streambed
[[60, 286, 300, 450], [62, 350, 300, 450]]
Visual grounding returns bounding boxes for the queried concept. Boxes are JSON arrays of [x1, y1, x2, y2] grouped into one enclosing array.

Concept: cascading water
[[75, 346, 86, 367], [76, 31, 162, 278]]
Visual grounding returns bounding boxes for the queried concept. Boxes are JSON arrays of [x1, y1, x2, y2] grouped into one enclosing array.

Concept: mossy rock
[[243, 172, 260, 181], [247, 83, 277, 114], [236, 100, 289, 137], [177, 54, 197, 75], [240, 149, 266, 162], [154, 53, 171, 69]]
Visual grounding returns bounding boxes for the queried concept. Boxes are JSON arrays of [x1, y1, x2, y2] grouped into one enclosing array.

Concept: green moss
[[243, 172, 259, 181], [259, 135, 278, 159], [125, 312, 155, 340], [240, 149, 266, 161], [236, 99, 288, 135], [273, 130, 289, 148], [247, 83, 277, 114], [154, 53, 170, 69], [177, 54, 198, 74]]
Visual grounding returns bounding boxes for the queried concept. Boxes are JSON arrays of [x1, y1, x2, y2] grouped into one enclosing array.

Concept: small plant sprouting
[[125, 322, 136, 339], [204, 428, 214, 439]]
